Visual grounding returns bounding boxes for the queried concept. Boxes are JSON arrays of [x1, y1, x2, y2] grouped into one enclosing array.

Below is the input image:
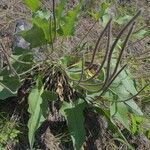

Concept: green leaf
[[0, 70, 21, 100], [88, 10, 101, 21], [41, 91, 57, 102], [35, 10, 50, 20], [19, 24, 48, 48], [33, 11, 51, 40], [23, 0, 40, 12], [95, 106, 134, 150], [102, 14, 110, 27], [110, 102, 130, 130], [11, 53, 33, 74], [109, 68, 143, 116], [112, 69, 137, 96], [19, 10, 54, 48], [133, 29, 148, 39], [41, 91, 57, 117], [28, 78, 45, 149], [79, 81, 102, 92], [60, 99, 86, 150], [125, 100, 143, 115], [56, 0, 67, 25], [131, 114, 144, 134], [59, 4, 80, 36], [115, 15, 132, 25], [89, 2, 109, 21]]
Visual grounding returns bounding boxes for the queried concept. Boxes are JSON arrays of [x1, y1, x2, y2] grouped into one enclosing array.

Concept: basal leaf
[[23, 0, 40, 12], [28, 79, 45, 149], [60, 99, 86, 150]]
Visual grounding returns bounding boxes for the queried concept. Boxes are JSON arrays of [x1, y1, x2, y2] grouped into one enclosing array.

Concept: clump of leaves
[[0, 0, 150, 150]]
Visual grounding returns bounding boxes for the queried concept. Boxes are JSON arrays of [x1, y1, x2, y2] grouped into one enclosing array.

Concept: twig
[[74, 53, 85, 85], [117, 82, 150, 102], [0, 49, 32, 65], [18, 64, 41, 76], [100, 11, 141, 92], [0, 82, 17, 94], [0, 42, 20, 79], [76, 21, 97, 48], [52, 0, 56, 39], [49, 16, 54, 53], [86, 18, 112, 70], [109, 22, 135, 80], [99, 64, 127, 96], [82, 19, 112, 82]]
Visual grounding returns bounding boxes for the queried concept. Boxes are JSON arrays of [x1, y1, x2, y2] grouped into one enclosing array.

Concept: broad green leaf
[[41, 91, 57, 118], [23, 0, 40, 12], [28, 79, 45, 149], [11, 53, 33, 74], [0, 70, 21, 100], [103, 90, 119, 102], [33, 11, 51, 40], [0, 85, 15, 100], [110, 102, 130, 130], [112, 69, 137, 96], [60, 99, 86, 150], [41, 91, 57, 101], [59, 4, 80, 36], [19, 10, 54, 48], [19, 24, 48, 48], [109, 67, 143, 116], [67, 71, 82, 81]]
